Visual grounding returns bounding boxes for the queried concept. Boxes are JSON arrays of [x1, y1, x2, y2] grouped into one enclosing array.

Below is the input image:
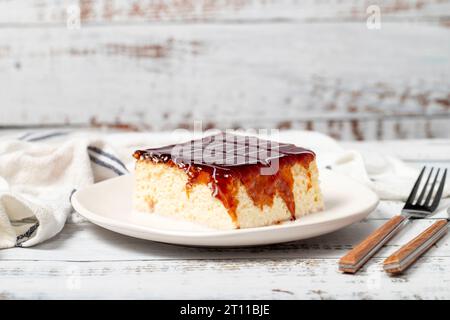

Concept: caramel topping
[[134, 133, 315, 223]]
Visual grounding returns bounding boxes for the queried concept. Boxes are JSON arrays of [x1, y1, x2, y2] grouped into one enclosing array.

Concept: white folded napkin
[[0, 130, 448, 249]]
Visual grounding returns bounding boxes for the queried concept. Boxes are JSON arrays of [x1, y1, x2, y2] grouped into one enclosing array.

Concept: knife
[[383, 206, 449, 275]]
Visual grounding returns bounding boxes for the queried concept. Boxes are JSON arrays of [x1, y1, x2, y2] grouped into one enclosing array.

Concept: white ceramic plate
[[71, 169, 378, 247]]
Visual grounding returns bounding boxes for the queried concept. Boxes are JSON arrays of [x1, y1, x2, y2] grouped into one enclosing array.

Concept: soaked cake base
[[133, 133, 324, 230]]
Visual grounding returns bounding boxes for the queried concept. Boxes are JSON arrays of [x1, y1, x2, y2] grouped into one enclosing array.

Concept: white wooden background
[[0, 0, 449, 140], [1, 138, 450, 299]]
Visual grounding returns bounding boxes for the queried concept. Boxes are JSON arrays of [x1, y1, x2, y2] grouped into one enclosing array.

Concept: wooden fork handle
[[339, 215, 407, 274], [383, 220, 448, 275]]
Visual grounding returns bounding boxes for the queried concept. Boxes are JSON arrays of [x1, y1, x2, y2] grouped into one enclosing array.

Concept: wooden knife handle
[[339, 215, 407, 274], [383, 220, 448, 275]]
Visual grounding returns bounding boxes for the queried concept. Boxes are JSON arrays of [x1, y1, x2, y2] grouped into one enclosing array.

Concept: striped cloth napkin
[[0, 131, 129, 249], [0, 130, 448, 249]]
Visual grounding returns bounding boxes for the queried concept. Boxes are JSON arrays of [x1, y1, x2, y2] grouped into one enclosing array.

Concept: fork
[[384, 179, 448, 274], [339, 167, 447, 274]]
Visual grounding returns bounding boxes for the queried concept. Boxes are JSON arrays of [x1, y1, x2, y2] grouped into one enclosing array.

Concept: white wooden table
[[1, 138, 449, 300]]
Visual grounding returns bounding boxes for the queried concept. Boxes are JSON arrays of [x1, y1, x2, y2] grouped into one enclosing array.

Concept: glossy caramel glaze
[[134, 133, 315, 223]]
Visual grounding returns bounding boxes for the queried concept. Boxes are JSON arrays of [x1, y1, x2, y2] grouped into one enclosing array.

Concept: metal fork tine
[[424, 168, 440, 207], [405, 166, 426, 206], [416, 167, 434, 205], [429, 169, 447, 212]]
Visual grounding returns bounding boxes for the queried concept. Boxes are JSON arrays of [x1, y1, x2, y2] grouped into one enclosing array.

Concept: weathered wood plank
[[2, 214, 449, 262], [1, 0, 449, 25], [1, 257, 449, 299], [1, 23, 449, 139]]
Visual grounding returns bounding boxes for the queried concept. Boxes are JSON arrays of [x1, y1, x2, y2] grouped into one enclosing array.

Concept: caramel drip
[[182, 163, 240, 223], [162, 153, 313, 223]]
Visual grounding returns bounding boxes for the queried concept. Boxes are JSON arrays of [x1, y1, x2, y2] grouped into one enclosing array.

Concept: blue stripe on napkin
[[87, 146, 129, 173], [88, 154, 126, 176], [19, 131, 70, 142]]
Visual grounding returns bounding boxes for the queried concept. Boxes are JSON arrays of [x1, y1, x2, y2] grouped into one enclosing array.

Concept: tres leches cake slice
[[133, 133, 323, 229]]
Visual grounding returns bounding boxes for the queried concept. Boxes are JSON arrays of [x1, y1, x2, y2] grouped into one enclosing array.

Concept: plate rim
[[71, 169, 379, 241]]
